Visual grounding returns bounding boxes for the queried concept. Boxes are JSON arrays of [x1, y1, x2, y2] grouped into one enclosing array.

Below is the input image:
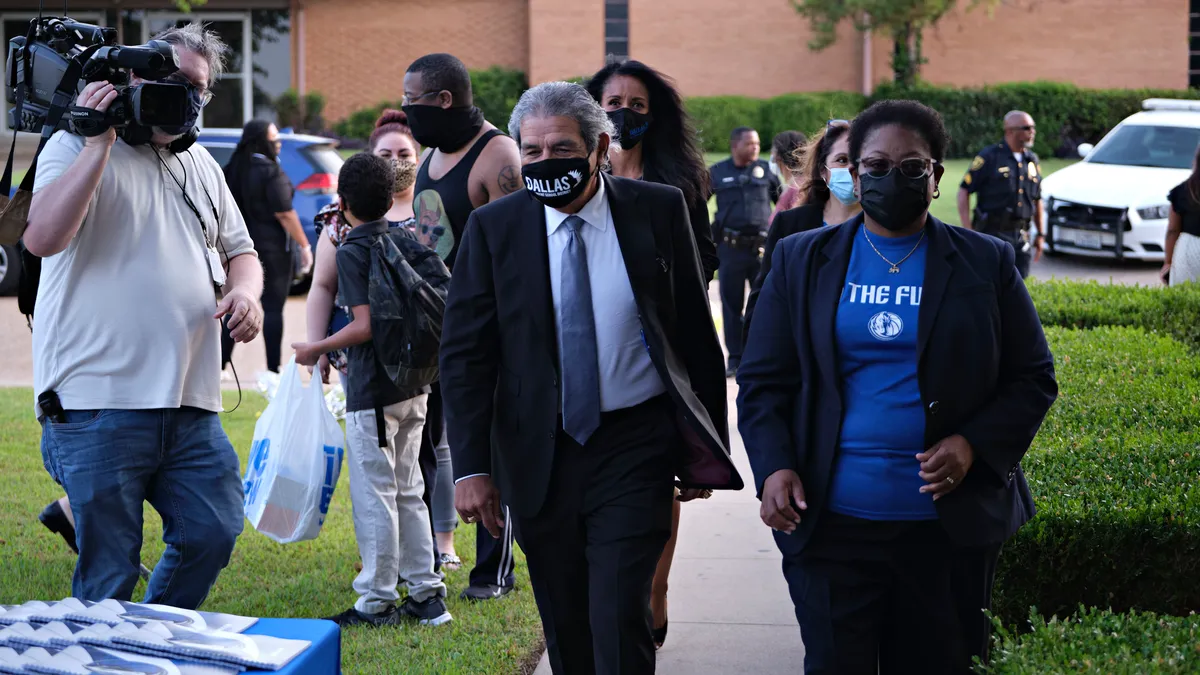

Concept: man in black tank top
[[403, 53, 523, 601]]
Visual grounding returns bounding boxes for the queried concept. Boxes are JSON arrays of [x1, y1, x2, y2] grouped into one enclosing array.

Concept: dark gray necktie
[[560, 214, 601, 446]]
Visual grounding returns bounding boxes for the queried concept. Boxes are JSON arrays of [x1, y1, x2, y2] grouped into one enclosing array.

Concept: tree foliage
[[789, 0, 1001, 86]]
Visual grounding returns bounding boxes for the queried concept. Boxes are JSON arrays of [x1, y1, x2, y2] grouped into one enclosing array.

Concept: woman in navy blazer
[[736, 101, 1057, 674]]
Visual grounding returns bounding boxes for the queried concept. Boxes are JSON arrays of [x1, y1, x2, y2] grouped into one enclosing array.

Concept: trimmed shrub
[[993, 325, 1200, 626], [873, 81, 1200, 159], [685, 96, 769, 154], [984, 608, 1200, 674], [757, 92, 867, 150], [1028, 280, 1200, 351]]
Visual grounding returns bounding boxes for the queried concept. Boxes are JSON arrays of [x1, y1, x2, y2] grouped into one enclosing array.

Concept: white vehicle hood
[[1041, 162, 1188, 209]]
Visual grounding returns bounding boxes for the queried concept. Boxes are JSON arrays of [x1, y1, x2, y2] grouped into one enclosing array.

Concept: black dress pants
[[512, 395, 676, 675], [782, 512, 1001, 675], [717, 242, 761, 367]]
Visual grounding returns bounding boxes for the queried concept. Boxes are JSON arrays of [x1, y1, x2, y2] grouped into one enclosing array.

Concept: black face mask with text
[[607, 108, 653, 150], [858, 171, 932, 232], [522, 154, 597, 208]]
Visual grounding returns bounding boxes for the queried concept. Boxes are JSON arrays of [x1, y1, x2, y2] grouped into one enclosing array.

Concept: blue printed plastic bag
[[243, 357, 344, 543]]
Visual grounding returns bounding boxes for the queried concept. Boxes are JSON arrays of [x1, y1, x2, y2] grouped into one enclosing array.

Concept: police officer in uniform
[[957, 110, 1044, 278], [711, 126, 781, 377]]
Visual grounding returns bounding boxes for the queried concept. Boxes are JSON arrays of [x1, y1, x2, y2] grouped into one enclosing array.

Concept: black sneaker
[[460, 583, 514, 601], [39, 500, 77, 553], [323, 605, 402, 628], [725, 364, 738, 378], [399, 595, 452, 626]]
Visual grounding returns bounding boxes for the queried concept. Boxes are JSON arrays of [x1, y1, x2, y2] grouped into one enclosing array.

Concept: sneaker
[[725, 364, 738, 378], [460, 583, 514, 601], [323, 605, 402, 628], [399, 595, 452, 626]]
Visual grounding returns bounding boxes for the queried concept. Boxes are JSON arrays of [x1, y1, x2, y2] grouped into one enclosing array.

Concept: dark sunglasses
[[1007, 125, 1036, 132]]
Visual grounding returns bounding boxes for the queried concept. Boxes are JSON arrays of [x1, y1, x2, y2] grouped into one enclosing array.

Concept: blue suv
[[199, 129, 343, 292]]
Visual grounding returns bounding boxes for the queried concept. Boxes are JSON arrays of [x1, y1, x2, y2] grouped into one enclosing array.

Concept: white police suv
[[1042, 99, 1200, 261]]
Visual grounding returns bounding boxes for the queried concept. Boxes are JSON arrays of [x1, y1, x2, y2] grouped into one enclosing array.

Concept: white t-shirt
[[31, 130, 256, 414]]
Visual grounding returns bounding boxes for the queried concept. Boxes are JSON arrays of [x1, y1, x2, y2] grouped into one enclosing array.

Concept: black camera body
[[5, 17, 190, 137]]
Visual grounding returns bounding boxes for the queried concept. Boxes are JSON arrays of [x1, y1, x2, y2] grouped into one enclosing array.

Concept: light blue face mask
[[827, 167, 858, 206]]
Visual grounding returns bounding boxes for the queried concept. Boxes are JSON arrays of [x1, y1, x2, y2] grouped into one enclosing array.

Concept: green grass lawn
[[0, 388, 544, 675]]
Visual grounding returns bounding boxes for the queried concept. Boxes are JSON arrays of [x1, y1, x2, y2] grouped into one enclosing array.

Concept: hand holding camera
[[75, 81, 118, 147]]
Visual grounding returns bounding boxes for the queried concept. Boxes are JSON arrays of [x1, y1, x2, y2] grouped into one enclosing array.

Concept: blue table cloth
[[244, 618, 340, 674]]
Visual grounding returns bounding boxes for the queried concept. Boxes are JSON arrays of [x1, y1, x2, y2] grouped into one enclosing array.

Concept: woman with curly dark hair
[[738, 100, 1057, 672], [587, 60, 718, 281], [586, 59, 718, 649]]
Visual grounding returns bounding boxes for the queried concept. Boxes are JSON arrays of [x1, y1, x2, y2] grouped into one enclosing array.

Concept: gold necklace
[[862, 227, 926, 274]]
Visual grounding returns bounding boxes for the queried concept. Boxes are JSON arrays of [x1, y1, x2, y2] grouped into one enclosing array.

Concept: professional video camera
[[5, 16, 191, 138]]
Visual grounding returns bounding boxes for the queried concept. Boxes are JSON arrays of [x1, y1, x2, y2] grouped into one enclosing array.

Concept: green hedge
[[984, 608, 1200, 673], [1028, 279, 1200, 351], [687, 91, 866, 153], [332, 67, 528, 142], [874, 81, 1200, 159]]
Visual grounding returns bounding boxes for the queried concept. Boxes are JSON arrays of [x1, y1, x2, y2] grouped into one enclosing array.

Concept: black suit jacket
[[736, 215, 1057, 555], [743, 203, 826, 338], [642, 165, 719, 282], [440, 173, 744, 517]]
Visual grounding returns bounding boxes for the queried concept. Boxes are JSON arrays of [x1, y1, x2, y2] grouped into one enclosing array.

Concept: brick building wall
[[528, 0, 604, 84], [302, 0, 529, 122], [629, 0, 867, 98], [919, 0, 1186, 90]]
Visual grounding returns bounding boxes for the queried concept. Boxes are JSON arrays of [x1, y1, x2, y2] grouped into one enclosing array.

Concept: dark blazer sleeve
[[736, 239, 804, 497], [668, 188, 729, 446], [957, 241, 1058, 483], [439, 210, 500, 480], [744, 205, 819, 340], [688, 191, 719, 282]]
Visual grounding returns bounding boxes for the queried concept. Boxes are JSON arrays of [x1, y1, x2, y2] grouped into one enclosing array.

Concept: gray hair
[[508, 81, 616, 154], [152, 22, 229, 83]]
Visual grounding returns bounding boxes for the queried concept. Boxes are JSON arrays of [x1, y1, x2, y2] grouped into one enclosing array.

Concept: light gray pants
[[432, 418, 457, 533], [346, 396, 447, 613]]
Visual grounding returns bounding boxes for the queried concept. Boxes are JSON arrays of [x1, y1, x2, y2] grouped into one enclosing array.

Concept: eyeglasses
[[1006, 125, 1036, 132], [827, 119, 850, 129], [163, 73, 213, 107], [401, 90, 442, 106], [857, 157, 939, 179]]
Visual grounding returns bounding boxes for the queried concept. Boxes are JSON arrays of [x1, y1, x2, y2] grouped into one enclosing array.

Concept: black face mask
[[858, 170, 932, 232], [607, 108, 653, 150], [401, 104, 485, 152], [522, 154, 597, 209]]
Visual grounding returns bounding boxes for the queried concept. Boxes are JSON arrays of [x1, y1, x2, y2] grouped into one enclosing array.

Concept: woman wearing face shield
[[737, 100, 1057, 673], [744, 120, 861, 336], [585, 59, 718, 649]]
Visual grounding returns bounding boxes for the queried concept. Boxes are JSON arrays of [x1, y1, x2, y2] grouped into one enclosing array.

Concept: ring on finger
[[946, 476, 956, 486]]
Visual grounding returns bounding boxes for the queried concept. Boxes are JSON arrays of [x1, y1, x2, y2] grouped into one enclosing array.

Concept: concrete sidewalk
[[533, 290, 804, 674]]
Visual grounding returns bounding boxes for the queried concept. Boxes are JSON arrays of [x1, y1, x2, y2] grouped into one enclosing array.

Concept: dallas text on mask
[[525, 176, 577, 197]]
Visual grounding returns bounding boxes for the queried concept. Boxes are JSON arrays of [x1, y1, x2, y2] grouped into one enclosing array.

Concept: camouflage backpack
[[367, 229, 451, 391]]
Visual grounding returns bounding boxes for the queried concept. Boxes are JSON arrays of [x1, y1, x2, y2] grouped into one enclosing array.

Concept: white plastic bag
[[242, 358, 344, 543]]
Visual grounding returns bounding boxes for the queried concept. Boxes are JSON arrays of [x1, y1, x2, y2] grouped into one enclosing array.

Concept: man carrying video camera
[[24, 23, 262, 608]]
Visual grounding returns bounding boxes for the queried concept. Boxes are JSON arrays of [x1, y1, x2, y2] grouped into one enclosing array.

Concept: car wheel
[[0, 244, 22, 295]]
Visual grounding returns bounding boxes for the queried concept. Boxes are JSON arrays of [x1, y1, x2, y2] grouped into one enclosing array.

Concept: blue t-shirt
[[826, 225, 936, 521]]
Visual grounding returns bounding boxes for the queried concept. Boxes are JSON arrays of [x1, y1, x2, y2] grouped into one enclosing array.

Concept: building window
[[1191, 0, 1200, 87], [605, 0, 628, 61]]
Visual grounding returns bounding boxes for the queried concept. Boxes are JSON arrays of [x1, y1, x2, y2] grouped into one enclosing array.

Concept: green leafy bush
[[685, 96, 770, 153], [983, 608, 1200, 674], [685, 92, 866, 153], [873, 81, 1200, 159], [993, 326, 1200, 626], [1028, 280, 1200, 351]]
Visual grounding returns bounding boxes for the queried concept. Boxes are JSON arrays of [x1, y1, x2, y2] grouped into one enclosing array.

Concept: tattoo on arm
[[498, 165, 521, 195]]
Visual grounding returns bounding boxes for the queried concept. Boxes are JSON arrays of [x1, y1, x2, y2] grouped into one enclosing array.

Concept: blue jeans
[[40, 407, 244, 609]]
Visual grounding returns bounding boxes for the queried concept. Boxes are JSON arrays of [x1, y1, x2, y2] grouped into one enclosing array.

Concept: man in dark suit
[[440, 81, 743, 675]]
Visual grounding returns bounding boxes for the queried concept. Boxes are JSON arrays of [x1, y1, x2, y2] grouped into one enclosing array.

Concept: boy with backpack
[[292, 153, 451, 628]]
